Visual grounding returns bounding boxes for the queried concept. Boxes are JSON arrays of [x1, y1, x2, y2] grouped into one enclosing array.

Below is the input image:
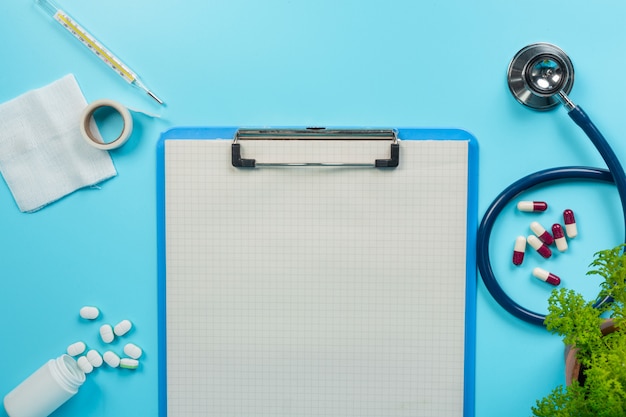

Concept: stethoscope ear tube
[[477, 166, 615, 326]]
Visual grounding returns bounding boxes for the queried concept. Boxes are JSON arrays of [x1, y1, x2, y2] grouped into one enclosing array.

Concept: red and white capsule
[[530, 221, 554, 245], [512, 236, 526, 266], [517, 201, 548, 212], [527, 235, 552, 258], [551, 223, 568, 252], [563, 209, 578, 238], [532, 267, 561, 286]]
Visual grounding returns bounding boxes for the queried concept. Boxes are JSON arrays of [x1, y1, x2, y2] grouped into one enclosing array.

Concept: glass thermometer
[[35, 0, 164, 105]]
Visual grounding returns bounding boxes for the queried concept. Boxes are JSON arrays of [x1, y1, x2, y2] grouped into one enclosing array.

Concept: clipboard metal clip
[[231, 128, 399, 168]]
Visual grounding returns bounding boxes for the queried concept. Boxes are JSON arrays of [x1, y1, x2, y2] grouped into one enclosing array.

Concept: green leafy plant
[[532, 243, 626, 417]]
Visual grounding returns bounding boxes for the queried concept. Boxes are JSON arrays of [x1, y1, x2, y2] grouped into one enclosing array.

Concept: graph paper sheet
[[157, 128, 477, 417]]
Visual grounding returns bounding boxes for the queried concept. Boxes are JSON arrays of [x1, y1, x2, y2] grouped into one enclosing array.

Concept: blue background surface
[[2, 1, 626, 416]]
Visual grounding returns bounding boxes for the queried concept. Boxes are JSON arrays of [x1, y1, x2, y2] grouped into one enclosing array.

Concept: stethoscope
[[477, 43, 626, 326]]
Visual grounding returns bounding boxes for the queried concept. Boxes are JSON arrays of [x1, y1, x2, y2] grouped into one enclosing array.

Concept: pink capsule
[[517, 201, 548, 212], [530, 221, 554, 245], [512, 236, 526, 266], [527, 235, 552, 258], [551, 224, 568, 252], [563, 209, 577, 238], [532, 267, 561, 286]]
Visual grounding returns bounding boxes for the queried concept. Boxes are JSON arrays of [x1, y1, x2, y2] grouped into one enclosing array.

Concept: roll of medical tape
[[80, 99, 133, 150]]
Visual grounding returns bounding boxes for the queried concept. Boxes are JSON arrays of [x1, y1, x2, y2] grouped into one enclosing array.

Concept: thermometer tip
[[147, 90, 164, 105]]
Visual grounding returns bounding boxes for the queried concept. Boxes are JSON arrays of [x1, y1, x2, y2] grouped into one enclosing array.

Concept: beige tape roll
[[80, 99, 133, 150]]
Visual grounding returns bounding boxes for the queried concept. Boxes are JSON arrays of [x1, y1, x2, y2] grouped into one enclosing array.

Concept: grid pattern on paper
[[164, 138, 469, 417]]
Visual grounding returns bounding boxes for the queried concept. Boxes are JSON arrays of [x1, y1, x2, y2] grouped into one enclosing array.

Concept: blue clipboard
[[157, 127, 478, 417]]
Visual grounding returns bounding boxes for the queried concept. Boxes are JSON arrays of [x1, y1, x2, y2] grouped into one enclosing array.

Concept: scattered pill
[[100, 324, 114, 343], [77, 356, 94, 374], [517, 201, 548, 212], [527, 235, 552, 258], [563, 209, 578, 238], [512, 236, 526, 266], [67, 341, 86, 357], [119, 358, 139, 370], [532, 267, 561, 286], [114, 319, 133, 337], [552, 223, 568, 252], [123, 343, 143, 359], [103, 351, 121, 368], [79, 306, 100, 320], [530, 221, 554, 245], [86, 349, 103, 367]]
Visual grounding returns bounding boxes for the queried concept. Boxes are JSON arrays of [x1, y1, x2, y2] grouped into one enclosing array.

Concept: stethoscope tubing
[[477, 106, 626, 326], [477, 166, 614, 325], [569, 106, 626, 228]]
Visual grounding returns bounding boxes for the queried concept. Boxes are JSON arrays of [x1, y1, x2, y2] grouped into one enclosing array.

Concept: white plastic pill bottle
[[3, 354, 86, 417]]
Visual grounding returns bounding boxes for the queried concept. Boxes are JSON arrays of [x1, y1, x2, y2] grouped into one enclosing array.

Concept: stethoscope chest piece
[[507, 43, 575, 111]]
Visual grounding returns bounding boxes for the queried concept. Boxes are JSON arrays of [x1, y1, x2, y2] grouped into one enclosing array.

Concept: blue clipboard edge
[[156, 127, 479, 417]]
